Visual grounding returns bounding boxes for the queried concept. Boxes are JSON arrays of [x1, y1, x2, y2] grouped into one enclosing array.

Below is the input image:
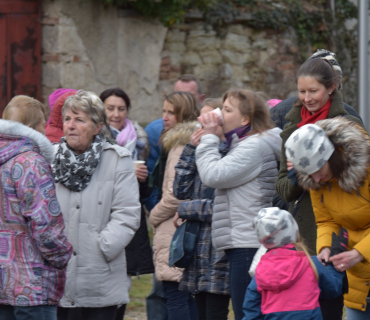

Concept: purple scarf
[[224, 124, 251, 149]]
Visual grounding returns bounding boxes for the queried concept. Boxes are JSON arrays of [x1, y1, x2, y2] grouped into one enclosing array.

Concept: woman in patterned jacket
[[0, 96, 72, 320]]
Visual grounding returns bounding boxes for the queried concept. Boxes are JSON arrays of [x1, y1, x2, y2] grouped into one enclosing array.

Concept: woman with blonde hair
[[149, 91, 199, 320], [196, 89, 282, 320], [0, 96, 72, 320]]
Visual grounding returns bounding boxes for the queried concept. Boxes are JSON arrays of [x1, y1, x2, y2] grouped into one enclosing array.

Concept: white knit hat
[[308, 49, 342, 77], [285, 124, 335, 175], [253, 207, 299, 249]]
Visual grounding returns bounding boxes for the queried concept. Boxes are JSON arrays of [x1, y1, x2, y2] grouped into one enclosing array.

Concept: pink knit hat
[[266, 99, 282, 109], [48, 89, 76, 124]]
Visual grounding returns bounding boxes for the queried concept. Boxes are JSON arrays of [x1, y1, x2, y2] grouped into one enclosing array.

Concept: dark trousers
[[319, 295, 344, 320], [115, 304, 126, 320], [194, 292, 230, 320], [146, 274, 168, 320], [0, 305, 57, 320], [225, 248, 258, 320], [57, 306, 117, 320], [162, 281, 198, 320]]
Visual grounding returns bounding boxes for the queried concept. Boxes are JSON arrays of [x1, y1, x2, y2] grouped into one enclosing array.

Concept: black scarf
[[53, 135, 106, 192]]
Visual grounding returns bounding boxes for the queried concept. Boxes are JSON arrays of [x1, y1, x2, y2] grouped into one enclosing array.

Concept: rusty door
[[0, 0, 41, 117]]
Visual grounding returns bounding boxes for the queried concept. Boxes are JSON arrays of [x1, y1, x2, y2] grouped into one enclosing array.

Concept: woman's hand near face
[[190, 129, 204, 147], [287, 158, 294, 171], [317, 247, 331, 265], [136, 165, 148, 183], [329, 249, 364, 271], [198, 112, 219, 136]]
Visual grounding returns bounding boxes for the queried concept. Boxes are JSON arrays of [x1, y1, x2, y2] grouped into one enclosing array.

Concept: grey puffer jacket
[[56, 142, 141, 308], [195, 128, 282, 251]]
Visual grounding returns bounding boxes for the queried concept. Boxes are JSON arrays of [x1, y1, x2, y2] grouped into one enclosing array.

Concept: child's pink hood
[[256, 246, 309, 292], [255, 245, 320, 314]]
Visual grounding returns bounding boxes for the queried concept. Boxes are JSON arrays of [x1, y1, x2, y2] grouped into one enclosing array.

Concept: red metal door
[[0, 0, 41, 117]]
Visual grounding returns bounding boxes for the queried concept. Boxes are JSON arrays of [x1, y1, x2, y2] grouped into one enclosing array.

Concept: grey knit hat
[[308, 49, 342, 77], [253, 207, 299, 249], [285, 124, 335, 175]]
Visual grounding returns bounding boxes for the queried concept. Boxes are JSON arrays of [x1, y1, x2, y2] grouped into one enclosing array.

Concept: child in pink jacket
[[243, 208, 346, 320]]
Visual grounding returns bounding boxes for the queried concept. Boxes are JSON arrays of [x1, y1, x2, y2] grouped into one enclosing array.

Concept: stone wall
[[159, 23, 299, 104], [42, 0, 300, 123]]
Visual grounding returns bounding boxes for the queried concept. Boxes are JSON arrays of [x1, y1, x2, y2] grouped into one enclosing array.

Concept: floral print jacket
[[0, 120, 72, 306]]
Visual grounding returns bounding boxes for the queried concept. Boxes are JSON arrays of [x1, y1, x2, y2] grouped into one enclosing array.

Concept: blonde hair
[[294, 235, 319, 281], [62, 90, 111, 138], [223, 89, 274, 134], [164, 91, 199, 124], [202, 98, 222, 110], [3, 95, 46, 129]]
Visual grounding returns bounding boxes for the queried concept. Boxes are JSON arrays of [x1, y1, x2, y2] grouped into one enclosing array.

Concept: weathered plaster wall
[[42, 0, 299, 123], [42, 0, 167, 122]]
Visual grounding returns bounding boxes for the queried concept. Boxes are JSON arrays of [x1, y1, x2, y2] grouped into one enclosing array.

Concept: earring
[[329, 92, 331, 95]]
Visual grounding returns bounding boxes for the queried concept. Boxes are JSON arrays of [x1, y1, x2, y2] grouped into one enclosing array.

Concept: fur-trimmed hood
[[297, 117, 370, 192], [161, 121, 198, 153], [0, 119, 55, 164]]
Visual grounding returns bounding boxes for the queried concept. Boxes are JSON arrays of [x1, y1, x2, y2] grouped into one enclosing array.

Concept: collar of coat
[[0, 119, 55, 164], [297, 117, 370, 193], [161, 121, 198, 153], [103, 140, 132, 158], [285, 89, 345, 126]]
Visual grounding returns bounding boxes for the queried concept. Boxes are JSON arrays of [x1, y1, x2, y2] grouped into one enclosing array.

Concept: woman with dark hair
[[285, 117, 370, 320], [276, 54, 362, 320], [100, 88, 154, 320], [100, 87, 149, 160]]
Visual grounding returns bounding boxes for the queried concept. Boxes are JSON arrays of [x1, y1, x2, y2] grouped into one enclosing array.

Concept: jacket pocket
[[78, 223, 108, 267]]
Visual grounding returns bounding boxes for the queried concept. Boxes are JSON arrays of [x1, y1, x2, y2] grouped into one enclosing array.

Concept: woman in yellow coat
[[284, 117, 370, 320]]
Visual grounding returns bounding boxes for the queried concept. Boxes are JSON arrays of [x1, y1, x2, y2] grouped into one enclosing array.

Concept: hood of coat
[[161, 121, 198, 153], [45, 91, 76, 143], [230, 127, 282, 161], [103, 140, 132, 158], [297, 117, 370, 193], [0, 119, 55, 165], [255, 246, 309, 293]]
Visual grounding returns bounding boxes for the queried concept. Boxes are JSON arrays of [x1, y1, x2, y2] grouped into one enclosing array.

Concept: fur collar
[[161, 121, 198, 153], [0, 119, 55, 164], [297, 117, 370, 192]]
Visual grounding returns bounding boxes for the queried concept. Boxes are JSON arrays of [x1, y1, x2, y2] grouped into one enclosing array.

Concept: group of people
[[0, 48, 369, 320]]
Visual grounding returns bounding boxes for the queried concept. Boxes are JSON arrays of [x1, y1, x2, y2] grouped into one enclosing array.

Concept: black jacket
[[270, 96, 362, 130], [125, 180, 155, 276]]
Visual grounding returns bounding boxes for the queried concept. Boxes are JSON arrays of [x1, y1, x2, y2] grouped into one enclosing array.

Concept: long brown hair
[[297, 58, 341, 91], [164, 91, 199, 124], [294, 234, 319, 281], [222, 89, 274, 134]]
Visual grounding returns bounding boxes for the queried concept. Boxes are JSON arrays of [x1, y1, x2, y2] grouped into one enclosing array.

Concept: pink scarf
[[116, 119, 137, 153]]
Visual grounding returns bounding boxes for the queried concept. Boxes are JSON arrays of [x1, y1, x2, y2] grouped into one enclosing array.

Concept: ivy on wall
[[100, 0, 360, 106]]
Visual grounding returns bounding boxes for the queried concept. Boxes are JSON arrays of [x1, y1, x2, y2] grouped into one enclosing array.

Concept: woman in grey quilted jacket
[[196, 89, 282, 320]]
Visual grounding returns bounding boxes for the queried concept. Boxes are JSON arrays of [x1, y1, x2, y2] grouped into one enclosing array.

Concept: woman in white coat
[[196, 89, 282, 320], [53, 90, 141, 320]]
